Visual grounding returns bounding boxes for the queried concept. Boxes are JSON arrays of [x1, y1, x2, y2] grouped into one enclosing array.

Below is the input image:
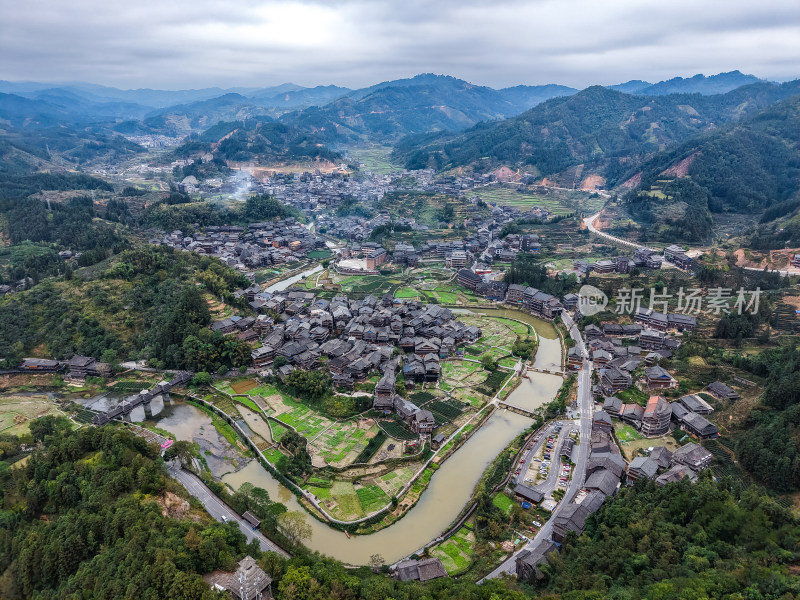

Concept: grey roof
[[516, 540, 558, 580], [672, 442, 712, 467], [395, 557, 447, 582], [584, 468, 620, 496], [707, 381, 738, 398], [656, 464, 698, 486], [628, 456, 659, 479], [580, 489, 607, 514], [649, 446, 673, 469], [226, 556, 272, 600], [587, 453, 627, 478], [680, 394, 714, 414], [670, 402, 690, 421], [683, 412, 718, 436], [515, 484, 544, 503]]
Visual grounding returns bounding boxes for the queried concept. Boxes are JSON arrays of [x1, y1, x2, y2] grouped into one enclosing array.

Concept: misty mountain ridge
[[392, 79, 800, 181]]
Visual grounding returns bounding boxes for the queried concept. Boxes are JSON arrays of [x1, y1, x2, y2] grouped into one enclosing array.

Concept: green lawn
[[262, 446, 286, 464], [394, 287, 421, 299], [615, 423, 645, 443], [493, 492, 514, 515]]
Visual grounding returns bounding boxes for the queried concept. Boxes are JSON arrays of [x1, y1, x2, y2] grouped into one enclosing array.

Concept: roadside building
[[640, 395, 671, 437]]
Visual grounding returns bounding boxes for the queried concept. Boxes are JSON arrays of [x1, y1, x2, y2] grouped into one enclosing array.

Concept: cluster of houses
[[572, 244, 693, 277], [16, 355, 112, 381], [516, 400, 715, 582], [566, 320, 692, 397], [516, 410, 627, 580], [626, 442, 713, 487], [601, 388, 720, 440], [212, 291, 482, 425], [258, 169, 390, 214], [152, 219, 325, 273]]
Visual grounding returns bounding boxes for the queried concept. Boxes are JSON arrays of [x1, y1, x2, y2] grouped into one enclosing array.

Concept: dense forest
[[505, 254, 578, 297], [141, 192, 300, 233], [171, 120, 341, 165], [623, 95, 800, 242], [0, 245, 252, 372], [0, 425, 262, 599], [728, 344, 800, 491], [393, 81, 800, 177], [538, 476, 800, 599]]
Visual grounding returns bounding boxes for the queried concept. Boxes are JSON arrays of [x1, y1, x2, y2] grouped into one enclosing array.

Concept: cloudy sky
[[2, 0, 799, 90]]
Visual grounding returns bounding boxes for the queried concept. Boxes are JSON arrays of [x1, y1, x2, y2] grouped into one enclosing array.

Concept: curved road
[[167, 463, 290, 557], [585, 212, 800, 277], [483, 312, 592, 580]]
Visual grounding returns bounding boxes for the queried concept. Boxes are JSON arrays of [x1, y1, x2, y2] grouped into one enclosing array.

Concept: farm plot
[[0, 396, 63, 436], [257, 389, 333, 439], [377, 420, 417, 440], [460, 316, 519, 355], [431, 525, 476, 574], [309, 419, 379, 467], [394, 287, 422, 299], [355, 484, 391, 513], [317, 481, 365, 521], [375, 466, 416, 497]]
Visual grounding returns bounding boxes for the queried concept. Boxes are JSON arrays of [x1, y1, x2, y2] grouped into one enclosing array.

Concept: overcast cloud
[[2, 0, 799, 89]]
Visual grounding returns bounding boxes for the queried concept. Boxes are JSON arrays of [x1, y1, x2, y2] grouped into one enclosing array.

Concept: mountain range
[[0, 70, 769, 137], [393, 79, 800, 180]]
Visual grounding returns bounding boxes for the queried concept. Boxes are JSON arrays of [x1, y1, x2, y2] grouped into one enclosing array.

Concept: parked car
[[532, 520, 542, 527]]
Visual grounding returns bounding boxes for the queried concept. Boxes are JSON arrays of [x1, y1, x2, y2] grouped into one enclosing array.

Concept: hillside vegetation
[[171, 119, 340, 165], [394, 81, 800, 181], [624, 95, 800, 242]]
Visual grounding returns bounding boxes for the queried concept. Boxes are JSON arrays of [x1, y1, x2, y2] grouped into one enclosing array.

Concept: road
[[585, 212, 800, 278], [482, 311, 593, 580], [167, 463, 290, 557], [513, 423, 554, 487]]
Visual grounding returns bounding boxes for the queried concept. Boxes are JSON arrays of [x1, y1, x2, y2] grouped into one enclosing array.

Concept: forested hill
[[0, 425, 264, 599], [139, 93, 275, 136], [393, 80, 800, 180], [623, 94, 800, 242], [3, 425, 798, 599], [281, 74, 575, 142], [538, 476, 800, 598], [171, 119, 341, 165]]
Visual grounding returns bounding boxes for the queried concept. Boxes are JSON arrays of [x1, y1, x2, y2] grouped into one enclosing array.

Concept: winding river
[[166, 309, 564, 565]]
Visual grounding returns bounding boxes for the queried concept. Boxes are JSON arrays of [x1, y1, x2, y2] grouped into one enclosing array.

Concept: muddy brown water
[[220, 309, 564, 565]]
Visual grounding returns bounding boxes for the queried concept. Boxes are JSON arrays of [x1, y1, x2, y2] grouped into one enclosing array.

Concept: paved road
[[482, 312, 593, 580], [513, 423, 554, 487], [586, 212, 800, 278], [167, 463, 290, 557]]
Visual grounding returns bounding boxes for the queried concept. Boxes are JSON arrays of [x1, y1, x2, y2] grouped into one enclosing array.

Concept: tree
[[278, 566, 312, 600], [164, 440, 194, 467], [28, 415, 71, 443], [368, 554, 384, 573], [273, 355, 288, 369], [192, 371, 212, 387], [277, 511, 313, 547], [481, 354, 497, 371]]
